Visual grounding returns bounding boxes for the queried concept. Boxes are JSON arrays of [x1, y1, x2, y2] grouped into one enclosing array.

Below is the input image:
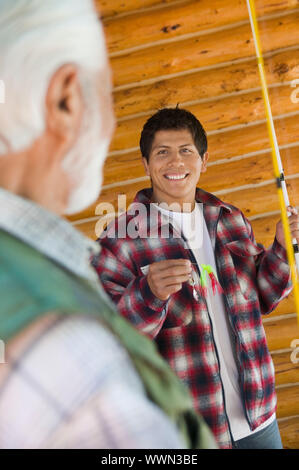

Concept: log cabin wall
[[70, 0, 299, 448]]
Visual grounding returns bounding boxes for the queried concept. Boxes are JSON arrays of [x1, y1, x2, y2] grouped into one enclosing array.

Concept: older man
[[0, 0, 216, 449]]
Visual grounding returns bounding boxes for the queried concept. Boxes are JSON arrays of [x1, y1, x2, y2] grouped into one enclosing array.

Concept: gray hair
[[0, 0, 108, 155]]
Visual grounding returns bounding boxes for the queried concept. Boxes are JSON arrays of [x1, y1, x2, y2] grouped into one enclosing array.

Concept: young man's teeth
[[166, 174, 187, 180]]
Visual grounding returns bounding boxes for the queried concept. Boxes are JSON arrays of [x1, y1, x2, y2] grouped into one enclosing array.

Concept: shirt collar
[[0, 188, 100, 283], [134, 187, 232, 213]]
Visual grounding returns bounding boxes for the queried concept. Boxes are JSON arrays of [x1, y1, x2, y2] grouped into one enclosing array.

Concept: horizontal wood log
[[96, 0, 180, 19], [278, 416, 299, 449], [264, 316, 299, 351], [219, 178, 299, 218], [201, 147, 299, 194], [276, 385, 299, 419], [111, 84, 298, 152], [114, 48, 299, 118], [272, 351, 299, 386], [104, 0, 299, 54], [205, 114, 299, 164], [110, 12, 299, 87]]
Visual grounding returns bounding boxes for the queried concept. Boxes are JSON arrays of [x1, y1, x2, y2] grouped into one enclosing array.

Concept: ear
[[142, 156, 150, 176], [45, 64, 83, 144], [201, 151, 209, 173]]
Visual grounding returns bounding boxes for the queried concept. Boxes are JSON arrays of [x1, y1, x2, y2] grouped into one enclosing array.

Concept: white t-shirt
[[155, 202, 275, 441]]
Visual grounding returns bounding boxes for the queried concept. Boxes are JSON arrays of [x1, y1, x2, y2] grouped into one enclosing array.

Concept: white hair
[[0, 0, 108, 155]]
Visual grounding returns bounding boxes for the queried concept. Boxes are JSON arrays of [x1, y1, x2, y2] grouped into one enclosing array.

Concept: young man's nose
[[168, 150, 184, 165]]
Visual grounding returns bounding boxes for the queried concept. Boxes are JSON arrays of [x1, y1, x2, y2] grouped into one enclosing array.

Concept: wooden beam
[[113, 48, 299, 119], [110, 12, 299, 87], [218, 178, 299, 218], [206, 115, 299, 163], [104, 0, 299, 54]]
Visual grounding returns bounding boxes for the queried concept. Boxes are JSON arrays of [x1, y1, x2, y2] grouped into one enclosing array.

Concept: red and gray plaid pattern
[[93, 188, 292, 448]]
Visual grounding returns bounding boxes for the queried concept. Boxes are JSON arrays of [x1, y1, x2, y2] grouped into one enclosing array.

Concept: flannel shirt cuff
[[139, 276, 167, 312], [271, 237, 288, 263]]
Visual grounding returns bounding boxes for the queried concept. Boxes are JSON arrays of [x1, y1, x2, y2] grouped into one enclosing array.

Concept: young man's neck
[[151, 193, 196, 212]]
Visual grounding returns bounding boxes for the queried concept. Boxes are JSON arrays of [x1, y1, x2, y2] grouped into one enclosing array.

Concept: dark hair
[[140, 107, 207, 162]]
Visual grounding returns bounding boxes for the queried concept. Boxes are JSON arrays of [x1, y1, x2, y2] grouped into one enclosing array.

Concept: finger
[[287, 206, 298, 216], [152, 259, 191, 270], [161, 274, 192, 287], [165, 284, 183, 296], [289, 215, 299, 222], [150, 261, 192, 277], [150, 269, 192, 284]]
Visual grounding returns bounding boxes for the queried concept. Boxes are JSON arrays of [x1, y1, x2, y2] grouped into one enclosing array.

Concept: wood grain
[[96, 0, 181, 19], [113, 48, 299, 118], [110, 12, 299, 86], [103, 0, 299, 54]]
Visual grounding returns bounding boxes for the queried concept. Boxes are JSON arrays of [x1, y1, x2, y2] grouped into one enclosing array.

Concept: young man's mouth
[[164, 173, 189, 181]]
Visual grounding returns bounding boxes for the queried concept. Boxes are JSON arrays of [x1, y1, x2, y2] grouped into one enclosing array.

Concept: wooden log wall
[[72, 0, 299, 448]]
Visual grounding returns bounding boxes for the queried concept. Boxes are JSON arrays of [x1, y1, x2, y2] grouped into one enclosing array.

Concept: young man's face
[[142, 129, 209, 210]]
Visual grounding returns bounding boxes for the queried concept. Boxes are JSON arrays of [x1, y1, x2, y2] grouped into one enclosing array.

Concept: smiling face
[[142, 128, 209, 211]]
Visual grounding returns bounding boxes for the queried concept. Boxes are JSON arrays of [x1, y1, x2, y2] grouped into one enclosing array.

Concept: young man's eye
[[181, 148, 191, 153], [158, 149, 167, 155]]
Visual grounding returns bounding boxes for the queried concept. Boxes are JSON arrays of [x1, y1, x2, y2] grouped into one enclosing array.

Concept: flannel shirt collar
[[127, 188, 232, 242], [134, 187, 232, 213], [0, 188, 100, 283]]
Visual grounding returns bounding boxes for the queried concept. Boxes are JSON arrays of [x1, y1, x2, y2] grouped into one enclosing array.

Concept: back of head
[[140, 107, 208, 162], [0, 0, 114, 214]]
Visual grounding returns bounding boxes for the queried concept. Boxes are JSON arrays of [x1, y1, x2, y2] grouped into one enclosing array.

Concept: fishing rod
[[246, 0, 299, 324]]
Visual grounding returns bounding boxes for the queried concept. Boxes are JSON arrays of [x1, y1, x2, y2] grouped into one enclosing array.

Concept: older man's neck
[[0, 139, 71, 215]]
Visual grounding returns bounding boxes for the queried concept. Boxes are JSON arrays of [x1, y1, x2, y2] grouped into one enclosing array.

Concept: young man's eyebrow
[[152, 144, 170, 150], [152, 143, 194, 150]]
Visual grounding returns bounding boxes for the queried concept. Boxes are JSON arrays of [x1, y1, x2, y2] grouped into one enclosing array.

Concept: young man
[[94, 107, 299, 449], [0, 3, 216, 449]]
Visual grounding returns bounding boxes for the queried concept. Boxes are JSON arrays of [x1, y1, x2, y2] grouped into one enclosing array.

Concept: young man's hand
[[147, 259, 192, 301], [276, 206, 299, 248]]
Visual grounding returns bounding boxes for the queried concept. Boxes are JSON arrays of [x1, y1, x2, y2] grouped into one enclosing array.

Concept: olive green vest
[[0, 229, 217, 449]]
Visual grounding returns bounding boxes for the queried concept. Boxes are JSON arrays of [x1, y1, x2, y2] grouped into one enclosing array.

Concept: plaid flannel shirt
[[93, 188, 292, 449]]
